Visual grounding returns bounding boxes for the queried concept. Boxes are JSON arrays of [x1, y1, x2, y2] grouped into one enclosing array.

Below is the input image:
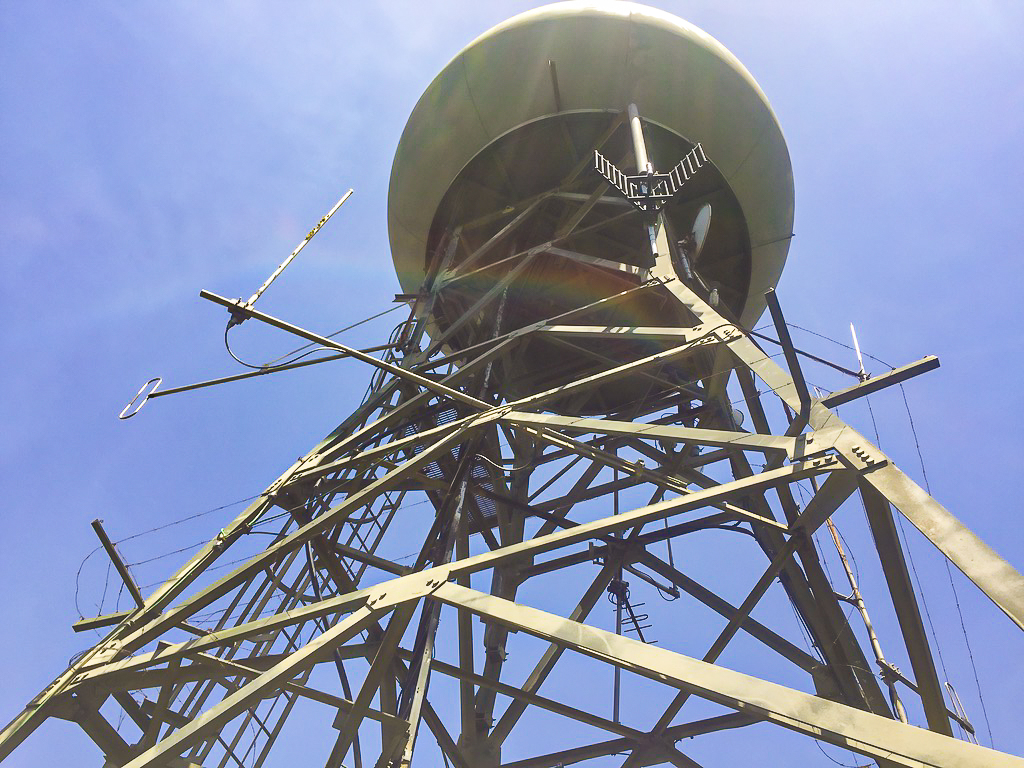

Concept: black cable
[[225, 305, 404, 371], [866, 389, 995, 746], [814, 740, 871, 768], [72, 494, 258, 619], [224, 325, 273, 371], [266, 304, 404, 364], [786, 322, 894, 370], [115, 495, 260, 544], [98, 560, 112, 615], [362, 318, 409, 398], [225, 330, 342, 371], [787, 596, 822, 665], [126, 540, 211, 568], [900, 384, 994, 747], [475, 453, 534, 473], [747, 329, 862, 378], [834, 524, 861, 586], [74, 546, 102, 619], [865, 392, 953, 693]]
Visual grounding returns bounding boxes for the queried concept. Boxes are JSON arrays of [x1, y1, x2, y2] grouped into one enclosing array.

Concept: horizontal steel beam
[[72, 611, 132, 633], [74, 459, 839, 692], [538, 324, 696, 339], [503, 713, 758, 768], [500, 410, 805, 456], [820, 356, 940, 409]]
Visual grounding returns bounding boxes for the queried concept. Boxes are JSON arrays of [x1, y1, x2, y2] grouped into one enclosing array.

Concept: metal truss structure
[[3, 43, 1024, 768]]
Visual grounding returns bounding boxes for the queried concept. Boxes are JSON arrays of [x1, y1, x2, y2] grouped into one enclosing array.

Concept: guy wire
[[900, 383, 994, 747]]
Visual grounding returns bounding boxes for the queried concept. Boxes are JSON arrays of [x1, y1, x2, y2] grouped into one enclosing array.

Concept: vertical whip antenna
[[850, 322, 868, 381]]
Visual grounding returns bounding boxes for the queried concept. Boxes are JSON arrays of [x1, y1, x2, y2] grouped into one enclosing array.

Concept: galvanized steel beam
[[432, 583, 1024, 768]]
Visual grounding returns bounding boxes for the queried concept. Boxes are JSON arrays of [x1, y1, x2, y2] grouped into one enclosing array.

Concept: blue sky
[[2, 1, 1023, 765]]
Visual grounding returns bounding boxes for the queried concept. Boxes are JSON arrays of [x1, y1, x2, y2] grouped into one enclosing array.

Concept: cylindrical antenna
[[627, 103, 653, 173], [229, 188, 354, 327], [850, 322, 868, 381]]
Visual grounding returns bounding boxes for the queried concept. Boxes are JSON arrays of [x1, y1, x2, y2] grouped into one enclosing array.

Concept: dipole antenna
[[228, 188, 353, 327], [851, 321, 869, 381]]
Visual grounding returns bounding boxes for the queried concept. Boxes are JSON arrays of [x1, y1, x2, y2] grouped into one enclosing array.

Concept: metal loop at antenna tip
[[119, 377, 162, 420]]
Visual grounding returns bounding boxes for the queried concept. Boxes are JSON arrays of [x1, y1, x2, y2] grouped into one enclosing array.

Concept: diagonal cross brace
[[431, 582, 1024, 768]]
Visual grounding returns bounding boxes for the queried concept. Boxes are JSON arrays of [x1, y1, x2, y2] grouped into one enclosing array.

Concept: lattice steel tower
[[4, 3, 1024, 767]]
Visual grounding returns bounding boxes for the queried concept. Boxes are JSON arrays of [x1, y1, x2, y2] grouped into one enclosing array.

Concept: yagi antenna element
[[227, 188, 354, 328], [594, 104, 708, 213]]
